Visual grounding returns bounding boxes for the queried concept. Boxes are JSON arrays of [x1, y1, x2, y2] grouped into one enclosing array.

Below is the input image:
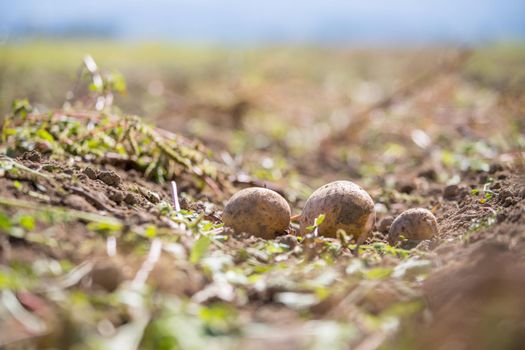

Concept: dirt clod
[[63, 194, 93, 211], [396, 180, 416, 194], [503, 197, 514, 207], [98, 170, 121, 187], [124, 193, 139, 205], [489, 163, 504, 174], [22, 150, 42, 162], [498, 189, 513, 201], [108, 190, 125, 203], [443, 184, 459, 200], [417, 168, 437, 181], [83, 167, 98, 180]]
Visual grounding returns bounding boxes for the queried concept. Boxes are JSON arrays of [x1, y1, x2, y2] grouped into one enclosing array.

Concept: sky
[[1, 0, 524, 45]]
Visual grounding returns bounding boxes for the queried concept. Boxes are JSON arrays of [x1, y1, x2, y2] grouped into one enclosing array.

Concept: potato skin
[[388, 208, 438, 244], [299, 181, 375, 242], [223, 187, 291, 239]]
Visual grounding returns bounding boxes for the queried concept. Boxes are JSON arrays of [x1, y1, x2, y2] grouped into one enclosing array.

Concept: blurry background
[[0, 0, 524, 191], [1, 0, 525, 44]]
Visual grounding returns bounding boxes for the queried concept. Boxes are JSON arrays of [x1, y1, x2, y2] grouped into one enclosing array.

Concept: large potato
[[223, 187, 291, 239], [299, 181, 375, 242], [388, 208, 438, 245]]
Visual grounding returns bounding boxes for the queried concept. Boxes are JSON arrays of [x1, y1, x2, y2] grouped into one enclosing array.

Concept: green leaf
[[144, 225, 157, 238], [37, 129, 55, 142], [365, 267, 392, 280], [0, 212, 12, 231], [314, 213, 326, 226], [201, 222, 214, 232], [190, 236, 211, 264], [109, 72, 127, 94], [3, 128, 17, 136], [12, 98, 32, 117], [87, 221, 123, 234], [199, 303, 239, 335], [18, 215, 35, 231]]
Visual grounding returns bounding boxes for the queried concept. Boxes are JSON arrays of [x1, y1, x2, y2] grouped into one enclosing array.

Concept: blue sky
[[1, 0, 524, 44]]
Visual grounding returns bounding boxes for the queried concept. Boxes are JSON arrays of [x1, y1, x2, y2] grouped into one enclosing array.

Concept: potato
[[388, 208, 438, 244], [299, 181, 375, 242], [223, 187, 291, 239], [91, 259, 124, 292]]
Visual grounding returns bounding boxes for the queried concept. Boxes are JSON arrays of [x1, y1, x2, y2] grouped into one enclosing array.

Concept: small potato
[[388, 208, 438, 245], [223, 187, 291, 239], [91, 259, 124, 292], [299, 181, 375, 242]]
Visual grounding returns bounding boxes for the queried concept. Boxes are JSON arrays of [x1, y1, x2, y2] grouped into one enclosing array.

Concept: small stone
[[124, 193, 138, 205], [443, 184, 459, 200], [83, 167, 98, 180], [519, 187, 525, 200], [98, 170, 121, 187]]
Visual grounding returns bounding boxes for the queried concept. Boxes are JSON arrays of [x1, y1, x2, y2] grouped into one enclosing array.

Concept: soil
[[1, 146, 524, 348], [1, 47, 524, 349]]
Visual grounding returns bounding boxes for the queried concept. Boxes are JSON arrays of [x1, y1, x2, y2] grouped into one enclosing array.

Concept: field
[[0, 41, 524, 349]]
